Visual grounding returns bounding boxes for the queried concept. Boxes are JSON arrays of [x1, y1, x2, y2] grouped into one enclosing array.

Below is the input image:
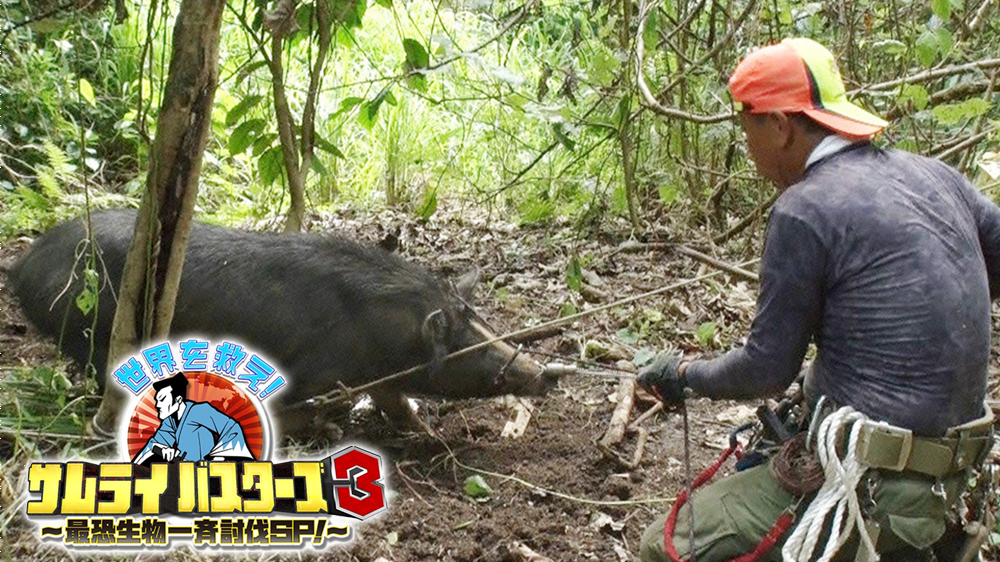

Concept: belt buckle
[[857, 421, 913, 472]]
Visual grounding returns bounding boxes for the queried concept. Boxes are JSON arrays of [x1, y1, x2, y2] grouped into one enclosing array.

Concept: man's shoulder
[[187, 400, 225, 416]]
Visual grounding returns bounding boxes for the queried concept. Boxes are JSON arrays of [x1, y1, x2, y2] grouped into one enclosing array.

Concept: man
[[132, 374, 255, 465], [638, 38, 998, 562]]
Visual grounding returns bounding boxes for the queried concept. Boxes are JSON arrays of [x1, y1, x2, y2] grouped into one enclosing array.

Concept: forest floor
[[1, 202, 997, 562]]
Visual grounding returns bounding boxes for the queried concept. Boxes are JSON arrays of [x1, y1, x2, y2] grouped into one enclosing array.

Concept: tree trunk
[[92, 0, 226, 438]]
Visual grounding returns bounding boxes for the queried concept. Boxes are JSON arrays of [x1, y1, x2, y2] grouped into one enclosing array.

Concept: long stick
[[293, 261, 758, 409]]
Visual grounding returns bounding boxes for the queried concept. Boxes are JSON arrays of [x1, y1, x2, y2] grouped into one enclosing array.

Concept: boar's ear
[[454, 267, 480, 302], [422, 309, 449, 376]]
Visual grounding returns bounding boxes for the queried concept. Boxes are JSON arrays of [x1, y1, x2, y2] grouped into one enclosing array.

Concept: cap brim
[[803, 101, 887, 138]]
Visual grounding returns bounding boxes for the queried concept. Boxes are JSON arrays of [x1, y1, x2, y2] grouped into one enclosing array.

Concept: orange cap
[[729, 38, 887, 138]]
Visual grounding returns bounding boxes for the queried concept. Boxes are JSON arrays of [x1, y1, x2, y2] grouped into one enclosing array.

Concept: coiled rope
[[781, 406, 879, 562]]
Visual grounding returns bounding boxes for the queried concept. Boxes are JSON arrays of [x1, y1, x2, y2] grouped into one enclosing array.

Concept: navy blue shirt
[[686, 143, 1000, 436]]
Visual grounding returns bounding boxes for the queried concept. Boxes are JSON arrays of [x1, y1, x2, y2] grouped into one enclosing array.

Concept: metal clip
[[931, 479, 947, 501]]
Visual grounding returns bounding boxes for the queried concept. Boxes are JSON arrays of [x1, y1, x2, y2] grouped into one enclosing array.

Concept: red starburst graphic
[[126, 372, 267, 461]]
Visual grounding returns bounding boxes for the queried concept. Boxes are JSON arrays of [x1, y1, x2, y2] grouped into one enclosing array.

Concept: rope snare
[[781, 406, 879, 562]]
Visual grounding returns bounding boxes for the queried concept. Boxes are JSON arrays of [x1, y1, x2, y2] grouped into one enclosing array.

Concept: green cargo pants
[[639, 459, 967, 562]]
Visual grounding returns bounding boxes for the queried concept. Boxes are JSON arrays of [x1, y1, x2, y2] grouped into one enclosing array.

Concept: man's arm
[[131, 420, 178, 464], [959, 175, 1000, 299], [685, 210, 826, 398]]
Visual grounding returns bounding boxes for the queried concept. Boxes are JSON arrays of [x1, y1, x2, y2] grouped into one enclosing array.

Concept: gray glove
[[637, 352, 687, 405]]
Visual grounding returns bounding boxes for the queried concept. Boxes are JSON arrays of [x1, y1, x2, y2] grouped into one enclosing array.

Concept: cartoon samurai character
[[132, 374, 255, 465]]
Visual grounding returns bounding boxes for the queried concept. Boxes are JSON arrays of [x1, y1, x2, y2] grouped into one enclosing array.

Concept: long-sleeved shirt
[[132, 401, 255, 464], [685, 143, 1000, 436]]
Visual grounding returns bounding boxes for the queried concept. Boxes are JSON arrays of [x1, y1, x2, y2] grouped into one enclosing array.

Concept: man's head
[[729, 38, 887, 189], [152, 374, 188, 420]]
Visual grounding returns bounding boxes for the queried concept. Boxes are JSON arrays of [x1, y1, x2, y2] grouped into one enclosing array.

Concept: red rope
[[663, 443, 796, 562]]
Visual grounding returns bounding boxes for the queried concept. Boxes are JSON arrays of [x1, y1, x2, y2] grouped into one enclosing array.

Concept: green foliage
[[565, 256, 583, 292], [696, 321, 718, 348], [2, 0, 998, 235]]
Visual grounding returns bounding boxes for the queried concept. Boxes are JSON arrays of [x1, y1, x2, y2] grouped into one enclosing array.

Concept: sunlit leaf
[[931, 0, 950, 21], [463, 475, 492, 499], [696, 321, 717, 347], [79, 78, 96, 107]]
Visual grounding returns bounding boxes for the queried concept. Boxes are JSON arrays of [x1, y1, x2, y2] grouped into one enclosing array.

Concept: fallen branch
[[597, 426, 650, 470], [628, 401, 665, 430], [618, 241, 759, 282], [599, 378, 637, 447]]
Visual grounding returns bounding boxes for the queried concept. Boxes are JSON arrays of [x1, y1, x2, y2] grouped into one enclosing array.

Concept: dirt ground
[[1, 204, 997, 562]]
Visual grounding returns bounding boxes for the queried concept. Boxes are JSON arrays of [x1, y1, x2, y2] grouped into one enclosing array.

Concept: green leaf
[[931, 0, 951, 21], [553, 123, 575, 151], [633, 348, 656, 367], [340, 97, 364, 112], [933, 98, 991, 125], [559, 302, 578, 317], [915, 31, 938, 68], [258, 145, 285, 186], [226, 95, 264, 127], [358, 88, 393, 130], [375, 0, 392, 7], [463, 475, 492, 499], [314, 133, 345, 159], [417, 188, 438, 220], [310, 156, 329, 178], [75, 269, 99, 315], [658, 183, 679, 205], [936, 28, 954, 57], [228, 118, 266, 156], [252, 132, 278, 157], [403, 38, 429, 70], [79, 78, 96, 107], [402, 39, 430, 89], [696, 321, 717, 347], [589, 49, 619, 84], [899, 84, 929, 111], [617, 328, 639, 345], [566, 257, 583, 292], [778, 4, 793, 25]]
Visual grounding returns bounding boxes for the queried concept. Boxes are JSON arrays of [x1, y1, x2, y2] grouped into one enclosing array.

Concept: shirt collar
[[805, 134, 864, 170]]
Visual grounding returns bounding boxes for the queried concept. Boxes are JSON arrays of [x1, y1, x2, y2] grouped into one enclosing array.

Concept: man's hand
[[153, 444, 180, 462], [637, 352, 688, 405]]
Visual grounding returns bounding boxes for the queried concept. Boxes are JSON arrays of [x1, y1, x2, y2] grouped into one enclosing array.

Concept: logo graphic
[[25, 339, 388, 551]]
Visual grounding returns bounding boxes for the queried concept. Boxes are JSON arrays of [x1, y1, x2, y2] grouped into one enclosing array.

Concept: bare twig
[[713, 191, 780, 245], [934, 127, 995, 161], [628, 401, 665, 430], [853, 58, 1000, 93], [969, 0, 994, 31], [425, 0, 538, 72], [634, 0, 734, 124]]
